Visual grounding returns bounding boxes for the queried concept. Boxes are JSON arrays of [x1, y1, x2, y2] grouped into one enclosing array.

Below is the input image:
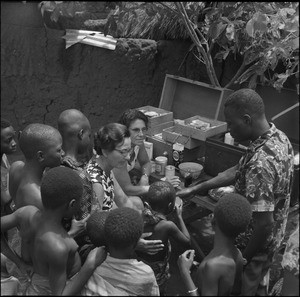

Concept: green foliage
[[39, 1, 299, 92]]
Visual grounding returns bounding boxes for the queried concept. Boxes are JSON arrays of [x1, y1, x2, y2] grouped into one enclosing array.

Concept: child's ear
[[69, 199, 76, 209], [167, 202, 174, 212], [36, 151, 44, 162], [102, 149, 108, 158]]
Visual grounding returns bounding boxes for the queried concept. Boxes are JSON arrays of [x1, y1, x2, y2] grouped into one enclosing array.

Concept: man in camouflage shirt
[[178, 89, 294, 296]]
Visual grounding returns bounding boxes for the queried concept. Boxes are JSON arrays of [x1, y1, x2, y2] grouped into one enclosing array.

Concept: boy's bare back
[[31, 215, 81, 280], [195, 246, 243, 295]]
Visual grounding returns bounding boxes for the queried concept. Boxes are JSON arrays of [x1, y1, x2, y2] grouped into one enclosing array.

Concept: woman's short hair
[[93, 123, 130, 155], [119, 109, 148, 129]]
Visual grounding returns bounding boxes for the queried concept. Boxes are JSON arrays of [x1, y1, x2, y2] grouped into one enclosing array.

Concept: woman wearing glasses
[[115, 109, 180, 197], [86, 123, 164, 255], [86, 123, 142, 212]]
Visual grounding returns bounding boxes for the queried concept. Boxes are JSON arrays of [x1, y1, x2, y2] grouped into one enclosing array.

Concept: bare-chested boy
[[1, 118, 17, 215], [177, 193, 252, 296], [10, 123, 64, 210], [1, 166, 106, 295]]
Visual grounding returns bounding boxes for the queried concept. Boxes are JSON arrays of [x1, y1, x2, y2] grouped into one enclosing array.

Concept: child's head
[[105, 207, 143, 250], [58, 109, 92, 155], [213, 193, 252, 238], [19, 123, 63, 167], [86, 210, 110, 247], [41, 166, 83, 215], [1, 118, 16, 155], [146, 180, 176, 214]]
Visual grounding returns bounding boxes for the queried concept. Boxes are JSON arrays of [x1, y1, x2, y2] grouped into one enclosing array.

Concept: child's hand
[[68, 214, 90, 238], [85, 246, 107, 270], [166, 176, 181, 188], [175, 199, 183, 217], [177, 249, 195, 274], [135, 232, 164, 255]]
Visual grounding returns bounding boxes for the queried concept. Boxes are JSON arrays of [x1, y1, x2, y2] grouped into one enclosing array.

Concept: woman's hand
[[135, 232, 164, 255], [177, 249, 195, 274], [166, 176, 181, 188]]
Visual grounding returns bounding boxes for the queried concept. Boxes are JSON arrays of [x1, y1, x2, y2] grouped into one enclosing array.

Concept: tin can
[[155, 156, 168, 176]]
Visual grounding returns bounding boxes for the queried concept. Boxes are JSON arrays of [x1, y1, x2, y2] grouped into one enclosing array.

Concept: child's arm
[[177, 250, 199, 296], [170, 203, 191, 245], [61, 247, 107, 296], [1, 234, 33, 278], [47, 241, 107, 295]]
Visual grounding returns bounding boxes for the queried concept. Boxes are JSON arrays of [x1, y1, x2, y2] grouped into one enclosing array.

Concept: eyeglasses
[[130, 127, 147, 134], [114, 147, 133, 157]]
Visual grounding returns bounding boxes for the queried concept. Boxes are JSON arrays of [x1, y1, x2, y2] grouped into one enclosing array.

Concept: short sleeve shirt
[[86, 157, 115, 211], [61, 156, 93, 220], [234, 123, 294, 254]]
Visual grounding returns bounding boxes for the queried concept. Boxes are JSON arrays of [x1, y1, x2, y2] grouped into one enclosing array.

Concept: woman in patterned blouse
[[86, 123, 165, 255], [86, 123, 143, 212]]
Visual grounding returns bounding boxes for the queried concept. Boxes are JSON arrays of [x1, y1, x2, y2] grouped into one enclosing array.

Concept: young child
[[136, 180, 191, 295], [1, 166, 106, 295], [1, 118, 17, 215], [177, 193, 252, 296], [82, 207, 160, 296], [10, 123, 64, 210]]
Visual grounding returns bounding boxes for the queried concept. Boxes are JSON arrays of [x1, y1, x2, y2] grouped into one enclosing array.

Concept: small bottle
[[172, 142, 184, 168]]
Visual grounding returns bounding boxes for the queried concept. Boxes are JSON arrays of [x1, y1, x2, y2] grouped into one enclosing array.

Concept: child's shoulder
[[201, 254, 236, 276]]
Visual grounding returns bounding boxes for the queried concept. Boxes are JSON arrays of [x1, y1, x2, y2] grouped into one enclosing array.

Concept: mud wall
[[1, 2, 212, 134], [1, 2, 298, 143]]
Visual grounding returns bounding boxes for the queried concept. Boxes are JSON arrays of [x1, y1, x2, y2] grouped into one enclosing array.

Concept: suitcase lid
[[158, 74, 233, 121]]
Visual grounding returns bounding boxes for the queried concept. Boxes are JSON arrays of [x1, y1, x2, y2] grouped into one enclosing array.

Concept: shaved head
[[19, 123, 61, 160], [58, 109, 90, 138]]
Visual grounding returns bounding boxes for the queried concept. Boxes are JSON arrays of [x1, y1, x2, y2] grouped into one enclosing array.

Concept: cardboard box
[[146, 134, 205, 166], [137, 105, 173, 127], [175, 115, 227, 141], [162, 125, 203, 149], [146, 121, 174, 136]]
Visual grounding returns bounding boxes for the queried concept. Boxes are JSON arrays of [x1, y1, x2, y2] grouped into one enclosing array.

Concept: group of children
[[1, 113, 253, 296]]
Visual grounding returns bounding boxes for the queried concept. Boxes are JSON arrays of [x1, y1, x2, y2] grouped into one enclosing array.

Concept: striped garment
[[81, 255, 159, 296]]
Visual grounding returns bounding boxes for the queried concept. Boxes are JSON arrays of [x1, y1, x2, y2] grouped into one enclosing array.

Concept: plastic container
[[155, 156, 168, 176]]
